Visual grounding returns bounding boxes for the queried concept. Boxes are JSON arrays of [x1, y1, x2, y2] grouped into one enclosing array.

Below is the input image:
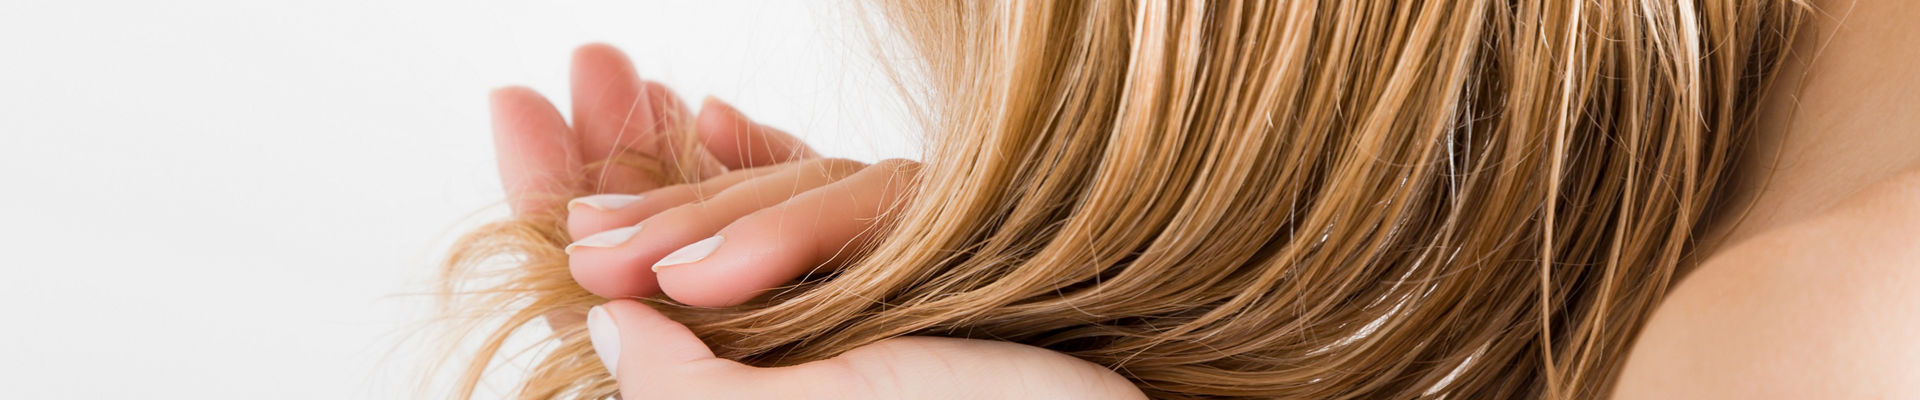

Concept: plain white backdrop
[[0, 1, 916, 398]]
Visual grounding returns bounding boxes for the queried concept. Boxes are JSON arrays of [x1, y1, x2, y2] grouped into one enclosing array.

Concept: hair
[[435, 0, 1810, 398]]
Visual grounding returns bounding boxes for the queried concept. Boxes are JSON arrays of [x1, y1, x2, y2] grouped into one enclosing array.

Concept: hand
[[489, 43, 819, 308], [563, 157, 913, 305], [585, 300, 1148, 399], [564, 158, 1145, 398], [490, 42, 816, 215], [540, 50, 1143, 398]]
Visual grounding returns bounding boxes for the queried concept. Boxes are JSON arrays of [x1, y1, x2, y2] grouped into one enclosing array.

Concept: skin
[[491, 44, 1144, 398], [491, 43, 745, 327], [1614, 175, 1920, 399], [1613, 0, 1920, 397], [500, 0, 1920, 390]]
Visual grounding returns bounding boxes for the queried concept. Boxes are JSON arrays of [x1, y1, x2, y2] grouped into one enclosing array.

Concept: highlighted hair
[[439, 0, 1808, 398]]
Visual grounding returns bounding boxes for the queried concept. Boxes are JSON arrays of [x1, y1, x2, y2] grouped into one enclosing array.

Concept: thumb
[[587, 300, 844, 398]]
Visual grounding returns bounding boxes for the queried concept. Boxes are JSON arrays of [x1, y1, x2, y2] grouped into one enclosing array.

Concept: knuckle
[[724, 206, 815, 255]]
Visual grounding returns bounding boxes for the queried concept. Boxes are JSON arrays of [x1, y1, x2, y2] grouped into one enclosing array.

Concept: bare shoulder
[[1612, 172, 1920, 399]]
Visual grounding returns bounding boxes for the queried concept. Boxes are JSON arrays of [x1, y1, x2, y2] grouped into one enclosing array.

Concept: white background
[[0, 1, 917, 398]]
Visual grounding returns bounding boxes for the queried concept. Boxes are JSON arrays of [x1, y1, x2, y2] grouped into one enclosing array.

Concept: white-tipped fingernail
[[586, 305, 620, 375], [565, 225, 642, 254], [652, 236, 722, 271], [569, 194, 643, 211]]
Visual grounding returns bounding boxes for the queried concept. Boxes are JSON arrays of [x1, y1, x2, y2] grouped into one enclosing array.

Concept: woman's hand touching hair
[[486, 42, 817, 324], [486, 43, 1142, 398], [560, 143, 1142, 399], [564, 157, 917, 306]]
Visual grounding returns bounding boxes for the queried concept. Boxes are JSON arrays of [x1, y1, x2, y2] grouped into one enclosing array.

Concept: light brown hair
[[437, 0, 1809, 398]]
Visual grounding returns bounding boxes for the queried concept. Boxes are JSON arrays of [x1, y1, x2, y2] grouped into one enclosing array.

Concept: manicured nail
[[586, 305, 620, 375], [569, 194, 643, 211], [652, 236, 723, 271], [565, 225, 642, 254]]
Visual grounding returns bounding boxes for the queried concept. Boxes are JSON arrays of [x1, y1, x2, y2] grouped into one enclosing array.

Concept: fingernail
[[586, 305, 620, 375], [652, 236, 723, 271], [565, 225, 642, 254], [569, 194, 644, 211]]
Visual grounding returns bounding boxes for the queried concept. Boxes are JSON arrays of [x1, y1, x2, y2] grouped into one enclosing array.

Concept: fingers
[[655, 159, 920, 307], [565, 159, 869, 299], [644, 82, 730, 179], [588, 300, 840, 398], [569, 43, 655, 193], [490, 86, 581, 215], [563, 162, 791, 240], [697, 96, 819, 169], [570, 44, 724, 193]]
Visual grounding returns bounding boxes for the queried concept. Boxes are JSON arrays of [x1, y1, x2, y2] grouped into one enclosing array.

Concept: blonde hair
[[438, 0, 1808, 398]]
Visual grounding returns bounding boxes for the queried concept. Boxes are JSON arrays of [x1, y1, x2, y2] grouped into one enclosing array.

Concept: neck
[[1699, 0, 1920, 256]]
